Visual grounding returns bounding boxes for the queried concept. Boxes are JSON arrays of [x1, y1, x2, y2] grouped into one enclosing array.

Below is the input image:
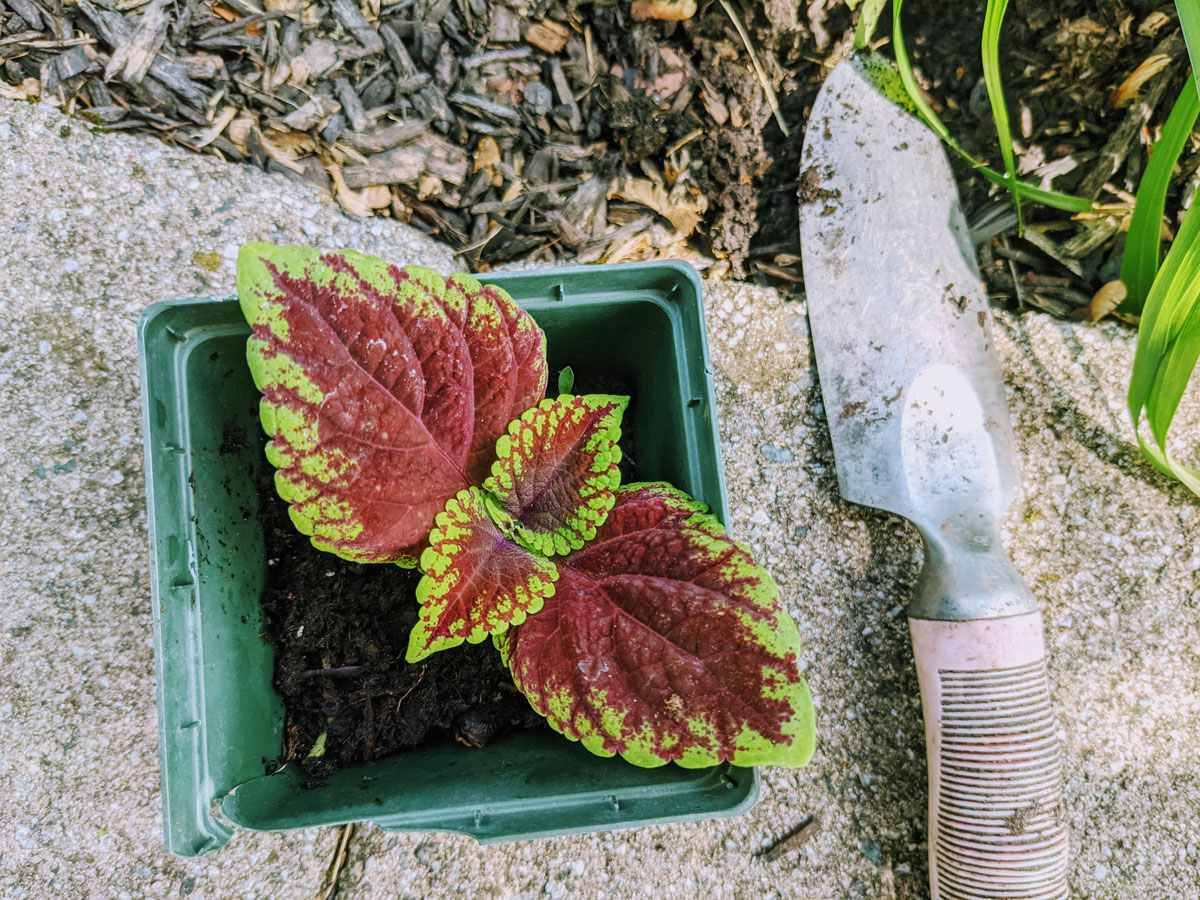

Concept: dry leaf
[[605, 231, 652, 263], [227, 112, 257, 153], [360, 185, 393, 209], [266, 129, 318, 157], [327, 164, 372, 216], [524, 19, 570, 54], [210, 3, 239, 21], [192, 106, 238, 148], [0, 78, 39, 101], [631, 0, 696, 21], [1111, 54, 1171, 108], [610, 177, 705, 236], [259, 131, 308, 173], [1087, 280, 1127, 322], [473, 136, 501, 172]]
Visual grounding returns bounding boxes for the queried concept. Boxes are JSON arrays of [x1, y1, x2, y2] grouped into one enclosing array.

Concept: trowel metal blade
[[798, 56, 1019, 529]]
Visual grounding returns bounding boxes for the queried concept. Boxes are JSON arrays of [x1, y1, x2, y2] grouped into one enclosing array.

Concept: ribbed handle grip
[[910, 613, 1069, 900]]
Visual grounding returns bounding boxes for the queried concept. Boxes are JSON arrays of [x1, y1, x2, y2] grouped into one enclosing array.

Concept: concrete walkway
[[1, 99, 1197, 900]]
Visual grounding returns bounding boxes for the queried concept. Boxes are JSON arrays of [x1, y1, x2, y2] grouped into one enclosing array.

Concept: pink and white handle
[[910, 612, 1069, 900]]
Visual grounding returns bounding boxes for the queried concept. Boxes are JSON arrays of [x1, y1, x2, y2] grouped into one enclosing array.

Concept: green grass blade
[[853, 0, 887, 50], [1178, 0, 1200, 90], [981, 169, 1093, 212], [1123, 0, 1200, 495], [982, 0, 1022, 230], [890, 0, 1092, 214], [1128, 187, 1200, 496], [1120, 73, 1200, 315]]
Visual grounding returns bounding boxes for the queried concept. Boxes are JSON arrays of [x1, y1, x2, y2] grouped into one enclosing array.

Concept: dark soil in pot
[[257, 474, 547, 782], [256, 371, 636, 781]]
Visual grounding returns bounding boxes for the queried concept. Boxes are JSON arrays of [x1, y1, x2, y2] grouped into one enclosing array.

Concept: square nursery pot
[[138, 261, 755, 857]]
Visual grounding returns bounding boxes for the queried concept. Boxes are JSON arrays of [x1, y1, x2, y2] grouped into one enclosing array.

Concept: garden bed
[[3, 0, 1192, 310]]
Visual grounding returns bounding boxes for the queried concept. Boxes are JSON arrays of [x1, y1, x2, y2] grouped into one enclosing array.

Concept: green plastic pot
[[138, 260, 755, 857]]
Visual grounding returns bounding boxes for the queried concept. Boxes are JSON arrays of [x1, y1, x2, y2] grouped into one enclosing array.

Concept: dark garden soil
[[2, 0, 1191, 315], [257, 464, 546, 781], [258, 371, 634, 778]]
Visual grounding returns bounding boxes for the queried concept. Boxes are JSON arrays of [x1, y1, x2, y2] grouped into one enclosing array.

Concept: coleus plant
[[237, 243, 815, 769]]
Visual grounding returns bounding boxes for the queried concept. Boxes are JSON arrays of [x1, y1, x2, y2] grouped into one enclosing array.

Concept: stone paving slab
[[2, 100, 1198, 900]]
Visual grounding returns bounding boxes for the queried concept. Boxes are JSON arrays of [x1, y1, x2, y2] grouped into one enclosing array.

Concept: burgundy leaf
[[483, 394, 627, 556], [238, 244, 547, 563], [497, 483, 814, 768], [406, 488, 558, 662]]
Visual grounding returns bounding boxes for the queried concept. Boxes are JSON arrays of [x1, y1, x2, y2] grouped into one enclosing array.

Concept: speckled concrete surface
[[2, 99, 1198, 899]]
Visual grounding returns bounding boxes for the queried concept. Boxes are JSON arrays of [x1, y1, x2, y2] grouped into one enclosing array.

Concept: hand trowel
[[799, 56, 1069, 899]]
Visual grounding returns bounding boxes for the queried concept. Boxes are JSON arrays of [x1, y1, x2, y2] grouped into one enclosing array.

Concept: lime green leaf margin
[[496, 483, 815, 770], [407, 487, 559, 663], [484, 394, 628, 557]]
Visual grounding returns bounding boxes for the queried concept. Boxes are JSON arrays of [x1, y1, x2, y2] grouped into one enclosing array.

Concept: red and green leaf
[[237, 243, 547, 563], [406, 487, 558, 663], [483, 394, 628, 557], [496, 483, 815, 769], [427, 271, 549, 484]]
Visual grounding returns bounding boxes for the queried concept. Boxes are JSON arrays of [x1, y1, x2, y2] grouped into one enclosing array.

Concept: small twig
[[300, 665, 366, 679], [754, 261, 804, 283], [317, 823, 354, 900], [197, 9, 296, 41], [665, 128, 703, 158], [756, 815, 821, 861], [221, 0, 266, 15], [7, 36, 98, 49], [718, 0, 789, 137], [0, 30, 46, 47], [395, 669, 425, 712], [1000, 236, 1029, 310]]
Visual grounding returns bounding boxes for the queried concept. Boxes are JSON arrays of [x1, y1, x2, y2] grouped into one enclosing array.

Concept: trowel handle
[[909, 612, 1069, 900]]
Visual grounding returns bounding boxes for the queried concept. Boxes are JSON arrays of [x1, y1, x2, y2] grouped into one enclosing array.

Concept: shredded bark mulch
[[1, 0, 1193, 309]]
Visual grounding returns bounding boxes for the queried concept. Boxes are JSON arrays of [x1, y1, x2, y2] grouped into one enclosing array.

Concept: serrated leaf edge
[[497, 483, 816, 770], [406, 488, 559, 663], [483, 394, 628, 557]]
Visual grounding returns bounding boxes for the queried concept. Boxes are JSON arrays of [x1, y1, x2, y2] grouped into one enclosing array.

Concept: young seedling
[[238, 243, 816, 769]]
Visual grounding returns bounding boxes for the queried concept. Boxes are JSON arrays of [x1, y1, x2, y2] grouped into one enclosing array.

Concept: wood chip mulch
[[0, 0, 781, 276], [2, 0, 1198, 317]]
